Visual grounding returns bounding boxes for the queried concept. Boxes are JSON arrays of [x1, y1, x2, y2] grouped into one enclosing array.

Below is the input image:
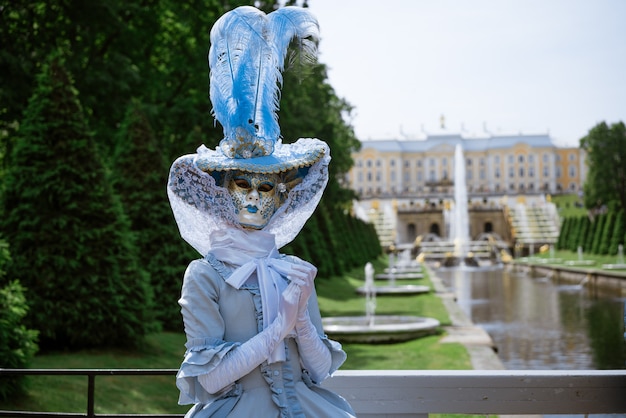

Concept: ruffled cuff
[[323, 336, 347, 377], [176, 336, 241, 404]]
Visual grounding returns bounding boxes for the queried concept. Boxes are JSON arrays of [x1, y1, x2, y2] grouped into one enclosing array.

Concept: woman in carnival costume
[[167, 6, 356, 418]]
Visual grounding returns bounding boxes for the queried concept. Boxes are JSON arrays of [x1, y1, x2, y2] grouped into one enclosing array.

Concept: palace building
[[349, 133, 585, 199], [348, 132, 585, 248]]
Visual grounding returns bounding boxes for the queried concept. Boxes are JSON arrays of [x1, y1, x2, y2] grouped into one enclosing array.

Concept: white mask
[[227, 171, 282, 229]]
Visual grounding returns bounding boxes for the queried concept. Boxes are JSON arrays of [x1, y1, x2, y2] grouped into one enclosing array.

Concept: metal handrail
[[0, 369, 180, 418]]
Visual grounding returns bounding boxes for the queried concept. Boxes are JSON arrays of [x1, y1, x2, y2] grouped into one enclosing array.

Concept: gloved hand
[[198, 282, 302, 394], [287, 261, 317, 319], [276, 281, 302, 339]]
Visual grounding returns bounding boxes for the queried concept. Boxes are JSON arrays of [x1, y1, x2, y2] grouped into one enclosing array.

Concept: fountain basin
[[384, 267, 423, 274], [564, 260, 596, 266], [355, 284, 430, 296], [602, 263, 626, 270], [375, 273, 424, 280], [322, 315, 440, 343]]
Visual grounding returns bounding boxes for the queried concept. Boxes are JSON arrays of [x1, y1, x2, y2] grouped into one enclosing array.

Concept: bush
[[0, 279, 39, 400]]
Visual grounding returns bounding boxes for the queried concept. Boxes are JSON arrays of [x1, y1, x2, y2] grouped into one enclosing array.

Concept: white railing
[[323, 370, 626, 417], [1, 368, 624, 417]]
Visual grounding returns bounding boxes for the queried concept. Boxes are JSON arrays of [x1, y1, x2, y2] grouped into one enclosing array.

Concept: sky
[[304, 0, 626, 146]]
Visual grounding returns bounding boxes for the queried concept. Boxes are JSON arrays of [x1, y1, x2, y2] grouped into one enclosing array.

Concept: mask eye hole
[[234, 178, 250, 189], [258, 182, 274, 193]]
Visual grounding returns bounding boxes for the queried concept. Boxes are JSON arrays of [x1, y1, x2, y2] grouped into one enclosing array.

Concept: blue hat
[[167, 6, 330, 254]]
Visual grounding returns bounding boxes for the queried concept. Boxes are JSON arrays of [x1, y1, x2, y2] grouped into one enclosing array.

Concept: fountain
[[375, 251, 424, 280], [536, 244, 563, 264], [602, 244, 626, 270], [439, 144, 479, 267], [564, 246, 595, 266], [358, 257, 430, 296], [322, 263, 440, 343]]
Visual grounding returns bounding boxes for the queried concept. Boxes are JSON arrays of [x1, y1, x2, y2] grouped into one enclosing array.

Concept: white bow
[[209, 228, 294, 363]]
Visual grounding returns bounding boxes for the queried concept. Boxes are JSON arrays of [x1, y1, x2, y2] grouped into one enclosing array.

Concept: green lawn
[[525, 248, 626, 273], [0, 257, 471, 414], [551, 193, 587, 218]]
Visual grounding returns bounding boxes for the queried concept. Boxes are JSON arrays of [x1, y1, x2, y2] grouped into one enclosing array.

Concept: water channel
[[436, 266, 626, 370]]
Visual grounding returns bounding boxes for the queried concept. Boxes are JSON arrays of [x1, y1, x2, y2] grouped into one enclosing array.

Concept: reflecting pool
[[436, 267, 626, 370]]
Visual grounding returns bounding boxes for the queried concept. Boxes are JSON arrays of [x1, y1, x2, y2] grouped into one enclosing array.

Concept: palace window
[[569, 165, 576, 177]]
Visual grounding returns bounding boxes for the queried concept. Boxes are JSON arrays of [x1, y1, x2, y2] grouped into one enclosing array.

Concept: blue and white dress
[[176, 246, 355, 418]]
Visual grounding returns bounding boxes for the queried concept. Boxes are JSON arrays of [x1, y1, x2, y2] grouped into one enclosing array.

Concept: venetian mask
[[227, 171, 283, 229]]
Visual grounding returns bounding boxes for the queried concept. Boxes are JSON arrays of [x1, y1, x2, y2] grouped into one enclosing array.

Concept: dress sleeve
[[176, 259, 241, 405]]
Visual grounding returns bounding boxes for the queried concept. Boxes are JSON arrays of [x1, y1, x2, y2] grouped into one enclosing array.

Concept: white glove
[[198, 282, 301, 394], [287, 262, 331, 383], [287, 261, 317, 318]]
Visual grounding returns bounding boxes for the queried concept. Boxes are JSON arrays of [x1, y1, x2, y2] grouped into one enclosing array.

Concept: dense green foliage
[[0, 53, 155, 349], [0, 281, 39, 401], [111, 101, 196, 330], [0, 0, 230, 159], [0, 238, 39, 400], [581, 121, 626, 214]]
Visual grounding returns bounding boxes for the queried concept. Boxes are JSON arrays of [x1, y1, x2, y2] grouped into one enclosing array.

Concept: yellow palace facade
[[349, 133, 585, 199]]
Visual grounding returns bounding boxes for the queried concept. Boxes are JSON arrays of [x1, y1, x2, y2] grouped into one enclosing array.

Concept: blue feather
[[208, 6, 319, 157]]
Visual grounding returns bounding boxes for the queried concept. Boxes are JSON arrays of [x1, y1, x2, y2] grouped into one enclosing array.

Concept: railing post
[[87, 373, 95, 418]]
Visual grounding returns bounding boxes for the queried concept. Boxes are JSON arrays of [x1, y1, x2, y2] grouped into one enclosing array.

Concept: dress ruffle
[[177, 337, 241, 405]]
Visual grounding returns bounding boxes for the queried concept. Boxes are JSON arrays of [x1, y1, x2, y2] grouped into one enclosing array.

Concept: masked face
[[227, 171, 282, 229]]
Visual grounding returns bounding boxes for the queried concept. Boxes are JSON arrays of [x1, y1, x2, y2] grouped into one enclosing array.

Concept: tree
[[111, 101, 196, 330], [609, 211, 625, 256], [0, 0, 230, 160], [279, 62, 361, 209], [581, 121, 626, 214], [0, 52, 155, 349]]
